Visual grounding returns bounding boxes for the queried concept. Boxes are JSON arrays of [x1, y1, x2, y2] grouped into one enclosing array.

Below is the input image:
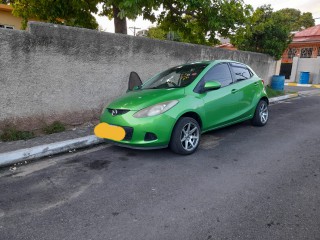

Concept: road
[[1, 93, 320, 240]]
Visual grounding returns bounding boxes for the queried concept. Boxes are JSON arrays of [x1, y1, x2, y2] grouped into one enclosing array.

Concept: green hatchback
[[99, 60, 269, 154]]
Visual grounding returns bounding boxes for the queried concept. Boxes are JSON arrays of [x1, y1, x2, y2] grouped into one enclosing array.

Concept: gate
[[279, 63, 292, 79]]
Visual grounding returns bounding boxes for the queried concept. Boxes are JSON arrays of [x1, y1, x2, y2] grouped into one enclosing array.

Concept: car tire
[[251, 99, 269, 126], [169, 117, 201, 155]]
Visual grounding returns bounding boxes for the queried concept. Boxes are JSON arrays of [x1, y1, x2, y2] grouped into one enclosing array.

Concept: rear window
[[230, 63, 253, 81]]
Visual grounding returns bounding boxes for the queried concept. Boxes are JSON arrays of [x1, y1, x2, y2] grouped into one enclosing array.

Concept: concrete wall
[[0, 22, 277, 130], [290, 57, 320, 84]]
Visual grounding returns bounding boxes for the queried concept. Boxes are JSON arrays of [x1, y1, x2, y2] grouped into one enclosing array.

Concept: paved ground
[[1, 93, 320, 240], [284, 85, 313, 93]]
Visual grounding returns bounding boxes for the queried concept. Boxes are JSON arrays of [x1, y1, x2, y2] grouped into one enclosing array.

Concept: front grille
[[122, 126, 134, 141], [108, 108, 130, 116]]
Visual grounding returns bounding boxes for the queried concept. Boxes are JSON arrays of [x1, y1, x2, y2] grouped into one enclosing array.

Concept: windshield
[[141, 63, 208, 90]]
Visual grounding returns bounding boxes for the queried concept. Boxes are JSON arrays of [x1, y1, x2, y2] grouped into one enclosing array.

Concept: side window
[[202, 63, 233, 87], [231, 64, 253, 81]]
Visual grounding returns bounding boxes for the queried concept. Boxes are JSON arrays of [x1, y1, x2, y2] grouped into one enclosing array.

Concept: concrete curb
[[0, 135, 104, 167], [285, 83, 320, 88], [0, 92, 303, 167], [269, 93, 299, 103]]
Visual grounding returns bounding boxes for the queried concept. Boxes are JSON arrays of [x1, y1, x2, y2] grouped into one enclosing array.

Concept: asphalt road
[[1, 93, 320, 240]]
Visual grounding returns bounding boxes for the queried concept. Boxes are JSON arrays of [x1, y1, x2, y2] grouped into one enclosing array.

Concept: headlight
[[133, 100, 179, 118]]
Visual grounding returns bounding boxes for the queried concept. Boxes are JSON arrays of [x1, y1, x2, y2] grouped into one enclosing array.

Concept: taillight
[[261, 79, 265, 85]]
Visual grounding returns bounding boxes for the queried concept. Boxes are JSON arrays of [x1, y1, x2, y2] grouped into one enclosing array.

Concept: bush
[[0, 128, 35, 142], [43, 121, 66, 134]]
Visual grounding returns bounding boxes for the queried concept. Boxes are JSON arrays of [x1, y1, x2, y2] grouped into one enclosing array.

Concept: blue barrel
[[271, 75, 285, 91], [299, 72, 310, 84]]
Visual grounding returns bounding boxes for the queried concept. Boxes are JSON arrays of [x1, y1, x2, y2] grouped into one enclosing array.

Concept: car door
[[229, 63, 258, 119], [198, 63, 240, 130]]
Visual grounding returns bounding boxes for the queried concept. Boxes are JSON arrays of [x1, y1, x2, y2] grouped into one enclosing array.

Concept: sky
[[94, 0, 320, 35]]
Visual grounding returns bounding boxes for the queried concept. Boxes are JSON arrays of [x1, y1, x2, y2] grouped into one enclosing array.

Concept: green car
[[100, 60, 269, 155]]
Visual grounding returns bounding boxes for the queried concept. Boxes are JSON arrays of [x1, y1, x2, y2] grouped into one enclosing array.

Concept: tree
[[147, 26, 166, 40], [12, 0, 99, 30], [100, 0, 157, 34], [231, 5, 292, 60], [100, 0, 252, 40], [157, 0, 252, 45], [276, 8, 315, 31]]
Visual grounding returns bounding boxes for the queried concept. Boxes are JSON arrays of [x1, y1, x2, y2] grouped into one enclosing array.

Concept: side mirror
[[128, 71, 142, 91], [203, 81, 221, 91]]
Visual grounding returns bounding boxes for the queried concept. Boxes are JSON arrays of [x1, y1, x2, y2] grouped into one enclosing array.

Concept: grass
[[265, 85, 285, 98], [42, 121, 66, 134], [0, 127, 35, 142], [0, 121, 66, 142]]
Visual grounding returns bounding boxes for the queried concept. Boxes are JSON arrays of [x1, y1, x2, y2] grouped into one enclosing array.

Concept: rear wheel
[[252, 99, 269, 126], [169, 117, 201, 155]]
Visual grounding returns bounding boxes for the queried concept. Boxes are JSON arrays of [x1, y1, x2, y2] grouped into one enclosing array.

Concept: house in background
[[0, 3, 38, 30], [0, 3, 22, 29], [215, 43, 237, 51], [215, 37, 237, 50], [280, 25, 320, 83]]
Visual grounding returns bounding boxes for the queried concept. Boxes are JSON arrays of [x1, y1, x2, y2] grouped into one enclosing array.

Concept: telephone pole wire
[[129, 26, 141, 36]]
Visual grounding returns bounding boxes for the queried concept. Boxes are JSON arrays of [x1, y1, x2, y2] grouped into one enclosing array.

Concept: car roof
[[185, 60, 247, 65]]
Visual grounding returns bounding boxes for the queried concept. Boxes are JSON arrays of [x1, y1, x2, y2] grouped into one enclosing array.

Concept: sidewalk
[[285, 82, 320, 88], [1, 86, 320, 167], [0, 123, 105, 167]]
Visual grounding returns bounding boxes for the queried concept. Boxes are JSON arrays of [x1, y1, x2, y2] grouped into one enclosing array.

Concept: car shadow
[[107, 120, 253, 159]]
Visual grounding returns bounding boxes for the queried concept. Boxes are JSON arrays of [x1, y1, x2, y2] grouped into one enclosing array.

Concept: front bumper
[[100, 110, 177, 148]]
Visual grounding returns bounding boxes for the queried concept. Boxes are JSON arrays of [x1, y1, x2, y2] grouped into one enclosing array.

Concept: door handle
[[254, 82, 259, 86], [231, 89, 238, 94]]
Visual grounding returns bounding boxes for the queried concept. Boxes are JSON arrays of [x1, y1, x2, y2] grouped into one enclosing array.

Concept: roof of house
[[293, 24, 320, 43], [215, 43, 237, 50], [0, 3, 13, 12]]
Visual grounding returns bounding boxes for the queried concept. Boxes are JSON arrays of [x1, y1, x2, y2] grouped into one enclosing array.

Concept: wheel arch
[[176, 111, 203, 129], [260, 96, 269, 105]]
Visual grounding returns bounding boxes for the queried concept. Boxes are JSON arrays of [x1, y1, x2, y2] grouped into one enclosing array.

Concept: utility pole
[[129, 26, 141, 36]]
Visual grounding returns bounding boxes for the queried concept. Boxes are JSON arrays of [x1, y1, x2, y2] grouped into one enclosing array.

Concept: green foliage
[[100, 0, 157, 33], [147, 26, 166, 40], [265, 85, 285, 98], [42, 121, 66, 135], [12, 0, 99, 30], [231, 5, 293, 60], [276, 8, 315, 31], [100, 0, 251, 41], [158, 0, 252, 45], [231, 6, 315, 59], [100, 0, 157, 21], [0, 127, 34, 142]]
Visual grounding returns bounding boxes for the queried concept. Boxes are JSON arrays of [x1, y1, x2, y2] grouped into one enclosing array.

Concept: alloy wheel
[[259, 102, 268, 124], [180, 122, 200, 151]]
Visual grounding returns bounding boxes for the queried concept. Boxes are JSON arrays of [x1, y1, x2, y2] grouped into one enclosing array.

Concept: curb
[[0, 135, 104, 167], [269, 93, 299, 103], [0, 92, 303, 168], [285, 83, 320, 88]]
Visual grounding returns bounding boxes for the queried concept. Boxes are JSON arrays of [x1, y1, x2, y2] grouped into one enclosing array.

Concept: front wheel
[[251, 99, 269, 126], [169, 117, 201, 155]]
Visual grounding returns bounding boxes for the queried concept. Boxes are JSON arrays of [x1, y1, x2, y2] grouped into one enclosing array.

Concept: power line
[[129, 26, 141, 36]]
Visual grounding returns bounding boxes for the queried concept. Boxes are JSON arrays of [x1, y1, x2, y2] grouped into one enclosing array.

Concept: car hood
[[108, 88, 185, 111]]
